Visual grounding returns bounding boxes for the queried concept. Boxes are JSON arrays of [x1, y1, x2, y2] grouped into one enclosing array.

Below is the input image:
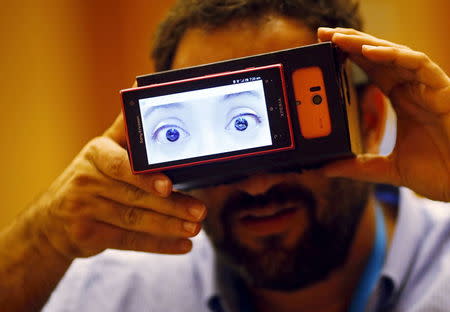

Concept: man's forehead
[[172, 15, 317, 69]]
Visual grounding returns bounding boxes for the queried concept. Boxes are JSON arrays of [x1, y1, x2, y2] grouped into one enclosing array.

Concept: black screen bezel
[[121, 64, 294, 173]]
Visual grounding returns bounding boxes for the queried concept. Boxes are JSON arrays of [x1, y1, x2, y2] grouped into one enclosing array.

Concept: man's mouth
[[236, 204, 304, 236]]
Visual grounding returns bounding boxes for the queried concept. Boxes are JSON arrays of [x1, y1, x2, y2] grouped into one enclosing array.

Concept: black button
[[312, 94, 322, 105]]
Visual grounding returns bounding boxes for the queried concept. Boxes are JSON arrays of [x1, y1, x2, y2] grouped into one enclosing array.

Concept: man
[[0, 0, 449, 311]]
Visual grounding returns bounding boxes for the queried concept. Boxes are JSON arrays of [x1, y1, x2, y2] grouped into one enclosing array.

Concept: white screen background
[[139, 80, 273, 165]]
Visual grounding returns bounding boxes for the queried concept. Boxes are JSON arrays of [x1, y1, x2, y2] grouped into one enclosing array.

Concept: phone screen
[[139, 78, 272, 165], [121, 64, 293, 173]]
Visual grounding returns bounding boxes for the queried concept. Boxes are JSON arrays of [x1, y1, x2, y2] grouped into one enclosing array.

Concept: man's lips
[[234, 203, 305, 236]]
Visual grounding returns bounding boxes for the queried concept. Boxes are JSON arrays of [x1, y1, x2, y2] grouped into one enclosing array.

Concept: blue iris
[[234, 117, 248, 131], [166, 128, 180, 142]]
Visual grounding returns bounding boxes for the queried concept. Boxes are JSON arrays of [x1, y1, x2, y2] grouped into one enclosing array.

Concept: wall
[[0, 0, 449, 229]]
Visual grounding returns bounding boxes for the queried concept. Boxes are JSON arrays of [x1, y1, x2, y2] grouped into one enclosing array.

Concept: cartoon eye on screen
[[121, 64, 295, 174], [139, 80, 272, 165]]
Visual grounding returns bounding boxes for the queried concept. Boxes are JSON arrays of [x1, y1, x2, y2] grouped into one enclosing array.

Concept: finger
[[68, 220, 192, 254], [85, 136, 173, 198], [103, 114, 128, 148], [331, 33, 408, 56], [327, 33, 419, 93], [320, 154, 401, 186], [317, 30, 394, 79], [95, 183, 207, 222], [318, 27, 371, 42], [362, 45, 450, 89], [89, 196, 202, 237]]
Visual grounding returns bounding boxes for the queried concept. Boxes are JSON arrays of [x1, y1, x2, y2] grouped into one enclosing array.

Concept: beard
[[203, 178, 372, 291]]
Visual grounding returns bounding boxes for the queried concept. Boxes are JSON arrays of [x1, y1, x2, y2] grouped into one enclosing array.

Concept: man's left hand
[[318, 27, 450, 202]]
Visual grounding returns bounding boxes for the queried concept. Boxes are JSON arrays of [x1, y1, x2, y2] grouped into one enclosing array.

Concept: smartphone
[[121, 64, 295, 174]]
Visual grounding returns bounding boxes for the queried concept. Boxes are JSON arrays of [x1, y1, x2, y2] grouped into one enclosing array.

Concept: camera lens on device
[[312, 94, 322, 105]]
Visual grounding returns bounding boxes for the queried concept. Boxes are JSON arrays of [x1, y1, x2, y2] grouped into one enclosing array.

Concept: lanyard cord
[[347, 202, 387, 312]]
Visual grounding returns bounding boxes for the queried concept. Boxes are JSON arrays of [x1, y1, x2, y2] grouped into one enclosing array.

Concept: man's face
[[172, 16, 371, 291]]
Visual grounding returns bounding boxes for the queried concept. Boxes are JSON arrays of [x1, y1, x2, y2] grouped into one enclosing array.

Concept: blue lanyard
[[347, 202, 387, 312]]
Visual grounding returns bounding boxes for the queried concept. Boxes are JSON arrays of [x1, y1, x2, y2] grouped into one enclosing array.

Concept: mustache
[[221, 183, 317, 215]]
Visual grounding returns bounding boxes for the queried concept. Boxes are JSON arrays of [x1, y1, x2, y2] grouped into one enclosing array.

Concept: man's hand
[[33, 113, 206, 259], [0, 106, 207, 310], [318, 27, 450, 202]]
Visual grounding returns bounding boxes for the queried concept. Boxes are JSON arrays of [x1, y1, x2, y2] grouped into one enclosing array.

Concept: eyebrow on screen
[[222, 90, 261, 102], [143, 102, 184, 119]]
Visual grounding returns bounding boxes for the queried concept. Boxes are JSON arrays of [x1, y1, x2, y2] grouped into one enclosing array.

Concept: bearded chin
[[205, 179, 372, 292], [218, 240, 304, 291]]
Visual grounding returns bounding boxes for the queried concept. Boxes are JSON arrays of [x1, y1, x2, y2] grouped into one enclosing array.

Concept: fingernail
[[183, 222, 198, 234], [154, 179, 169, 196], [188, 205, 205, 219], [179, 239, 192, 252], [318, 27, 333, 31]]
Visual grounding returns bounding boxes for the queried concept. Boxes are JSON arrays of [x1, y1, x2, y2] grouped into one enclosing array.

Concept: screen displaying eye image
[[139, 79, 273, 165]]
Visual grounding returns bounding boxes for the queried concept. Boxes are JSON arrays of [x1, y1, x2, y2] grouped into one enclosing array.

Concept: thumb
[[103, 113, 127, 147], [103, 81, 137, 147], [321, 154, 401, 186]]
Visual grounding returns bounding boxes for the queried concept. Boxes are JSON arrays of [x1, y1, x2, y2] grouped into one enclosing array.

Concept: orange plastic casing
[[292, 66, 332, 139]]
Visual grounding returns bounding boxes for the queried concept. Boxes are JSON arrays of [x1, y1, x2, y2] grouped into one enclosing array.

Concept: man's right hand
[[0, 105, 207, 311], [32, 113, 206, 259]]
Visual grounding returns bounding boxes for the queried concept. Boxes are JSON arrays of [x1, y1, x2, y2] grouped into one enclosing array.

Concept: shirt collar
[[190, 231, 221, 309], [379, 187, 431, 305], [192, 230, 253, 312], [214, 258, 255, 312]]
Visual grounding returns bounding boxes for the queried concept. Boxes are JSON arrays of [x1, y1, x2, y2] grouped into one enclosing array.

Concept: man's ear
[[359, 85, 387, 154]]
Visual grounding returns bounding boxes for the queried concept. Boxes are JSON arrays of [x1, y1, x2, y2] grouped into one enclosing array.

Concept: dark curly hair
[[152, 0, 363, 72]]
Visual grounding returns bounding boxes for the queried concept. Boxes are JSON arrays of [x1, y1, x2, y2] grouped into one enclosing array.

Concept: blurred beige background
[[0, 0, 449, 229]]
